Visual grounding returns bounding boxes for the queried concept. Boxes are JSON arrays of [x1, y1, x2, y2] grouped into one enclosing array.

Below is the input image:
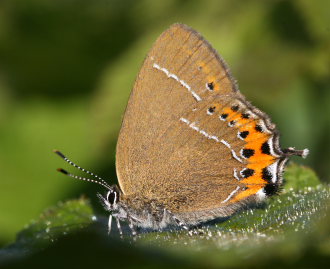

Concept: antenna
[[53, 149, 112, 189], [57, 168, 111, 190]]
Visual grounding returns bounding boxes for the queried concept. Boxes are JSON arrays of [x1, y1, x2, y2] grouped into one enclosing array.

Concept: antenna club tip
[[53, 150, 66, 159], [57, 168, 69, 175]]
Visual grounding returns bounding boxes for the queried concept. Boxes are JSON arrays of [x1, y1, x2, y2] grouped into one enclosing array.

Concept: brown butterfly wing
[[116, 24, 274, 213]]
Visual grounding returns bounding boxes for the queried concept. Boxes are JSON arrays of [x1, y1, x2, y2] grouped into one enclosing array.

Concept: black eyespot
[[262, 167, 273, 182], [231, 105, 239, 112], [255, 125, 263, 132], [239, 131, 249, 139], [242, 148, 255, 158], [264, 183, 280, 196], [208, 106, 216, 114], [207, 82, 214, 91], [261, 141, 271, 155], [241, 113, 250, 119], [241, 168, 254, 178], [220, 113, 228, 120]]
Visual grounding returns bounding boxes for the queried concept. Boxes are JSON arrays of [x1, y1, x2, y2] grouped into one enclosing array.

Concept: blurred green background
[[0, 0, 329, 247]]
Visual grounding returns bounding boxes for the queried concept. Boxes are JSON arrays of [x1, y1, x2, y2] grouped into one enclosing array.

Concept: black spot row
[[261, 141, 271, 155], [264, 183, 280, 196], [208, 106, 216, 114], [241, 168, 254, 178], [262, 167, 273, 181], [220, 113, 228, 120], [231, 105, 239, 112], [207, 82, 214, 91], [255, 125, 263, 132], [241, 113, 250, 119], [229, 120, 236, 127], [239, 131, 249, 139], [242, 148, 255, 158]]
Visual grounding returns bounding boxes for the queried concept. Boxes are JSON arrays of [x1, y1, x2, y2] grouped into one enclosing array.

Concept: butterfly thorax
[[115, 193, 179, 229]]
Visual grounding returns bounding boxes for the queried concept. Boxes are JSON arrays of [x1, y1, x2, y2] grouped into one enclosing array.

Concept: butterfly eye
[[107, 190, 118, 205]]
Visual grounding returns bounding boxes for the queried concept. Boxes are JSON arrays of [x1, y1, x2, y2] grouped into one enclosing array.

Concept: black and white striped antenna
[[53, 150, 112, 190]]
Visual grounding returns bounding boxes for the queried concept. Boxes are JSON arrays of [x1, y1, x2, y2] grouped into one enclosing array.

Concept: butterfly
[[55, 23, 308, 235]]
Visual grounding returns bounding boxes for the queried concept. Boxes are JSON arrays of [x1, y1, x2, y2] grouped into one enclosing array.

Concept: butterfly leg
[[164, 209, 189, 231], [173, 216, 197, 236], [174, 218, 190, 232], [128, 217, 137, 237], [115, 217, 123, 238], [165, 209, 202, 235], [107, 214, 113, 235]]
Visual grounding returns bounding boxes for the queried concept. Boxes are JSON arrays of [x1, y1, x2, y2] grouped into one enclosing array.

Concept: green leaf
[[1, 164, 329, 268], [0, 198, 95, 264], [284, 163, 320, 190]]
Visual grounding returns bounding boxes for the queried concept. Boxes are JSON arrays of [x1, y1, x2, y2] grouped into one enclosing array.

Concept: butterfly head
[[97, 185, 121, 212]]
